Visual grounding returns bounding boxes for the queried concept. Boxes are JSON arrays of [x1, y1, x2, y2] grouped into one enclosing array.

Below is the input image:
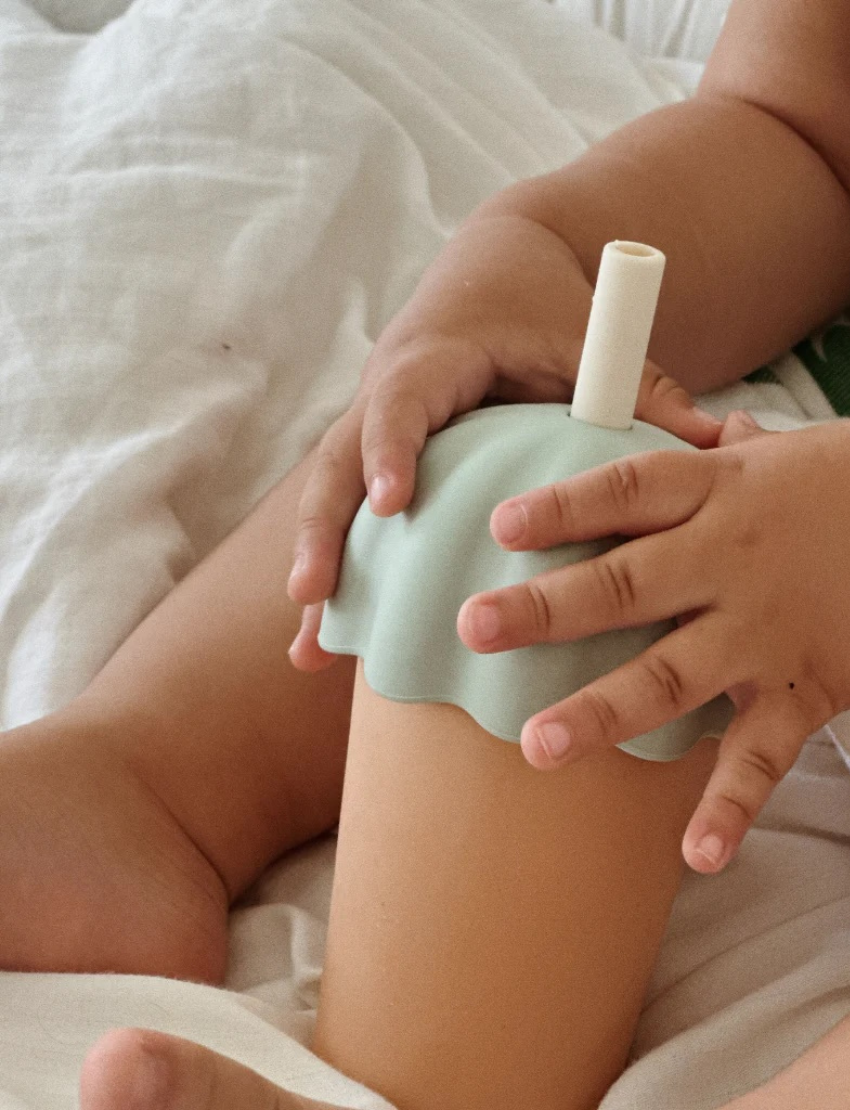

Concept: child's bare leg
[[76, 663, 850, 1110], [0, 452, 354, 980], [313, 665, 720, 1110]]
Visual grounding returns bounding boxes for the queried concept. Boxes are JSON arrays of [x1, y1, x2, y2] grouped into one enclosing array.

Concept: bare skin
[[287, 0, 850, 878], [460, 416, 850, 873], [1, 0, 848, 1104], [313, 670, 720, 1110], [69, 416, 850, 1110], [77, 1013, 850, 1110], [0, 424, 842, 1110], [0, 716, 228, 982], [0, 452, 353, 981], [79, 1028, 341, 1110]]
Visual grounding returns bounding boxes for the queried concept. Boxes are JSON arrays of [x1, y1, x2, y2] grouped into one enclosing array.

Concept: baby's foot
[[81, 1018, 850, 1110], [0, 714, 228, 982], [80, 1029, 340, 1110]]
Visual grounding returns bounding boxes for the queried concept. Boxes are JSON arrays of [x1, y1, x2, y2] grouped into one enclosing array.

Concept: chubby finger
[[360, 342, 492, 517], [634, 360, 722, 448], [520, 614, 730, 769], [360, 385, 428, 518], [717, 408, 771, 448], [288, 407, 367, 605], [681, 698, 810, 873], [289, 603, 337, 673], [458, 529, 712, 651], [80, 1027, 337, 1110], [491, 448, 717, 550]]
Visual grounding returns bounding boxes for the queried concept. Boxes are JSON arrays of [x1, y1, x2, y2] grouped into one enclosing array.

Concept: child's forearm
[[475, 0, 850, 394]]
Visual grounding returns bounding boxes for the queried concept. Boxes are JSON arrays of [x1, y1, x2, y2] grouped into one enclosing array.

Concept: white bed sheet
[[2, 1, 850, 1107]]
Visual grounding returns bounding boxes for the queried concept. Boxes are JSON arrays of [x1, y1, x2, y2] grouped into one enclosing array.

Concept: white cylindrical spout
[[570, 241, 666, 430]]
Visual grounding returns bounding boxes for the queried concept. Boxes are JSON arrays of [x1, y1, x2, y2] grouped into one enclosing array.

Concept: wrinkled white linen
[[0, 0, 689, 727]]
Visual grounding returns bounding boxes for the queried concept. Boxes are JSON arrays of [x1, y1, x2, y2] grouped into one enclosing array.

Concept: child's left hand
[[458, 412, 850, 873]]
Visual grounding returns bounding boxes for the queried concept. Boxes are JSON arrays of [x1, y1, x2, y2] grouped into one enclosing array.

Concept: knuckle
[[576, 686, 622, 740], [314, 436, 349, 481], [649, 371, 686, 404], [596, 555, 637, 617], [641, 652, 687, 712], [295, 511, 334, 546], [606, 457, 642, 515], [372, 375, 412, 415], [739, 744, 785, 787], [364, 383, 430, 455], [712, 788, 762, 830], [544, 483, 574, 535], [524, 580, 554, 638], [362, 397, 400, 449]]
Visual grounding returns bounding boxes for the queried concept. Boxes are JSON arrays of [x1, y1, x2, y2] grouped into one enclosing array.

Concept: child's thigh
[[314, 663, 718, 1110]]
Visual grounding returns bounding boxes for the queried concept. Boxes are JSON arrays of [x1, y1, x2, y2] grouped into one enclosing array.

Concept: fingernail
[[493, 502, 527, 545], [694, 833, 727, 869], [467, 602, 501, 645], [289, 551, 307, 582], [537, 722, 572, 761], [369, 473, 393, 509], [736, 409, 760, 429], [696, 407, 723, 427]]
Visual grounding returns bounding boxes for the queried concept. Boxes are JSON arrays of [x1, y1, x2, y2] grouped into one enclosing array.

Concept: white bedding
[[2, 1, 850, 1107]]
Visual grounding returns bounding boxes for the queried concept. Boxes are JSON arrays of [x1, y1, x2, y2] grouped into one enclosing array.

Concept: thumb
[[289, 602, 338, 673], [717, 409, 772, 448], [634, 361, 723, 448]]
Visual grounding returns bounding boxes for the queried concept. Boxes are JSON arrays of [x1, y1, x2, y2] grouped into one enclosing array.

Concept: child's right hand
[[287, 201, 722, 669], [460, 414, 850, 873]]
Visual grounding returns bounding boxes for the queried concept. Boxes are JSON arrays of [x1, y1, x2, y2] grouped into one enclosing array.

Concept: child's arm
[[288, 0, 850, 624], [488, 0, 850, 394]]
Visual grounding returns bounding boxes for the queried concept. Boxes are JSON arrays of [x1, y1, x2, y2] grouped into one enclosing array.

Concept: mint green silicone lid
[[319, 404, 731, 760]]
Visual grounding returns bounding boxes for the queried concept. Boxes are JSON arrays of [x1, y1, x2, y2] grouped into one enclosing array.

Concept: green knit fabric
[[745, 313, 850, 416], [743, 366, 780, 386], [793, 315, 850, 417]]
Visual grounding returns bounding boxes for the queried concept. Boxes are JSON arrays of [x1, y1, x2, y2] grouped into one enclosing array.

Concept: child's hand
[[458, 413, 850, 873], [287, 206, 721, 668]]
